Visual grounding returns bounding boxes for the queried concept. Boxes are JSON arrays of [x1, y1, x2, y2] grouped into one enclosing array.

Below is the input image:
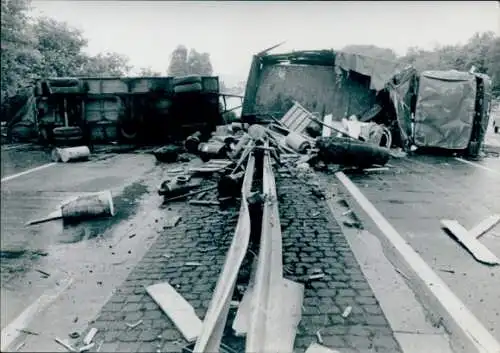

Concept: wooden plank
[[305, 343, 342, 353], [441, 220, 499, 266], [322, 114, 333, 137], [469, 214, 500, 239], [145, 282, 201, 342], [265, 279, 304, 353]]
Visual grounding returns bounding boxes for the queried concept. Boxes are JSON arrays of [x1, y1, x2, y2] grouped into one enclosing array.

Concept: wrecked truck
[[6, 75, 239, 145], [241, 49, 492, 158]]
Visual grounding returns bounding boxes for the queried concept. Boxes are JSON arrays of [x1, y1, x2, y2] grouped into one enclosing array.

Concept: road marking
[[0, 277, 73, 352], [455, 157, 500, 176], [335, 171, 500, 353], [1, 163, 56, 183]]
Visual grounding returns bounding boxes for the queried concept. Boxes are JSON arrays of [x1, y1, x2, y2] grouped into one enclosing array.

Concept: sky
[[29, 1, 500, 83]]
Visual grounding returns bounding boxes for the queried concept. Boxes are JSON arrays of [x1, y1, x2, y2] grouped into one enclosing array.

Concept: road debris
[[363, 166, 390, 172], [470, 214, 500, 239], [162, 185, 217, 204], [342, 305, 352, 318], [128, 233, 136, 239], [17, 328, 39, 336], [439, 268, 456, 274], [342, 209, 353, 216], [199, 246, 218, 253], [305, 343, 342, 353], [316, 330, 323, 344], [185, 131, 203, 153], [316, 137, 391, 168], [164, 215, 182, 228], [82, 328, 98, 345], [125, 319, 143, 329], [441, 219, 500, 265], [146, 282, 202, 342], [52, 146, 91, 163], [185, 262, 202, 267], [308, 273, 325, 281], [55, 337, 77, 352], [78, 342, 95, 352], [188, 200, 220, 206], [69, 331, 80, 339], [26, 190, 115, 226], [15, 341, 25, 351], [153, 145, 182, 163]]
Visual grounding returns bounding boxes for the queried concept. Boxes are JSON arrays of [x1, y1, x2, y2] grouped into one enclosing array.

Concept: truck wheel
[[173, 75, 202, 86], [118, 121, 138, 141], [174, 82, 203, 94], [495, 126, 499, 134], [53, 126, 83, 138]]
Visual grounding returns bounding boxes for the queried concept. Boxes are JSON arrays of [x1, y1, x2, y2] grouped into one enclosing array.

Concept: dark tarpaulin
[[335, 52, 410, 91], [414, 70, 477, 150]]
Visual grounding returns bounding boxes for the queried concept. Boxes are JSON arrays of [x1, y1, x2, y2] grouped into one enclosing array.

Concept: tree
[[398, 31, 499, 94], [342, 44, 398, 61], [187, 49, 213, 76], [1, 0, 41, 104], [32, 17, 89, 77], [138, 67, 161, 77], [80, 52, 131, 77], [167, 45, 213, 76], [485, 37, 500, 93], [167, 45, 189, 76]]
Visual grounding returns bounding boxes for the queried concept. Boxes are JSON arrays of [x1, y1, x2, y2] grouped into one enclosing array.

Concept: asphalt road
[[0, 149, 160, 338], [347, 154, 500, 341]]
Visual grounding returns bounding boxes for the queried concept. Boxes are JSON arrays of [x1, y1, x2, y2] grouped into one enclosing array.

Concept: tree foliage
[[1, 0, 40, 104], [167, 45, 213, 76], [32, 17, 89, 77], [341, 32, 500, 94], [0, 0, 131, 107], [81, 52, 132, 77], [138, 66, 162, 77]]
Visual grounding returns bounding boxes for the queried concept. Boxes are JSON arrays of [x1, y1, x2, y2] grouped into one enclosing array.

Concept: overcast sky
[[30, 1, 500, 81]]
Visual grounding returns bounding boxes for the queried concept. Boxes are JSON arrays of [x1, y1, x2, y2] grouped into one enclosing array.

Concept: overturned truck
[[7, 75, 226, 145], [241, 49, 492, 158]]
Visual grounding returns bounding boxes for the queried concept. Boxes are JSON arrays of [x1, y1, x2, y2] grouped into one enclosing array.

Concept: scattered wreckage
[[9, 47, 497, 353]]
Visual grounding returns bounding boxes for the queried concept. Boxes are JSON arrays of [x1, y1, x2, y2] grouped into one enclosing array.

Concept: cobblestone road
[[89, 170, 402, 353]]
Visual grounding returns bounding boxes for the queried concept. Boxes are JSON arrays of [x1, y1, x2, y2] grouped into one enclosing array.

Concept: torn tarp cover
[[414, 70, 477, 150], [335, 52, 409, 91]]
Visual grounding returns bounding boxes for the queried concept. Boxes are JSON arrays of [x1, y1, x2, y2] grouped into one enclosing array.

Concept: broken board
[[233, 276, 303, 351], [441, 219, 500, 266], [469, 214, 500, 239], [145, 282, 202, 342], [305, 343, 343, 353]]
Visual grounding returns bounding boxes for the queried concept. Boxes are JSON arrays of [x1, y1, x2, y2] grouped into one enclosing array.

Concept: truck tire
[[174, 82, 203, 94], [118, 121, 139, 141], [173, 75, 202, 86], [495, 126, 499, 134], [53, 126, 83, 138]]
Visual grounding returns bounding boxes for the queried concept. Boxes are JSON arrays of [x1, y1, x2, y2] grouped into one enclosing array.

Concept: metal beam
[[193, 153, 255, 352]]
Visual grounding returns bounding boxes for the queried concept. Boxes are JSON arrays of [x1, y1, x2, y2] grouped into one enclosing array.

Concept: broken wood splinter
[[125, 319, 143, 328]]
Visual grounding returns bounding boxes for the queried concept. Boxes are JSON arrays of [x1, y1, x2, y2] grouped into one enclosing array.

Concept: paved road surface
[[347, 154, 500, 341], [0, 150, 158, 340]]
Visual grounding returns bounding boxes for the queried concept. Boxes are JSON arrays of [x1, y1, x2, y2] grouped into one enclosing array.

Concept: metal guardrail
[[194, 140, 303, 353], [193, 152, 255, 352]]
